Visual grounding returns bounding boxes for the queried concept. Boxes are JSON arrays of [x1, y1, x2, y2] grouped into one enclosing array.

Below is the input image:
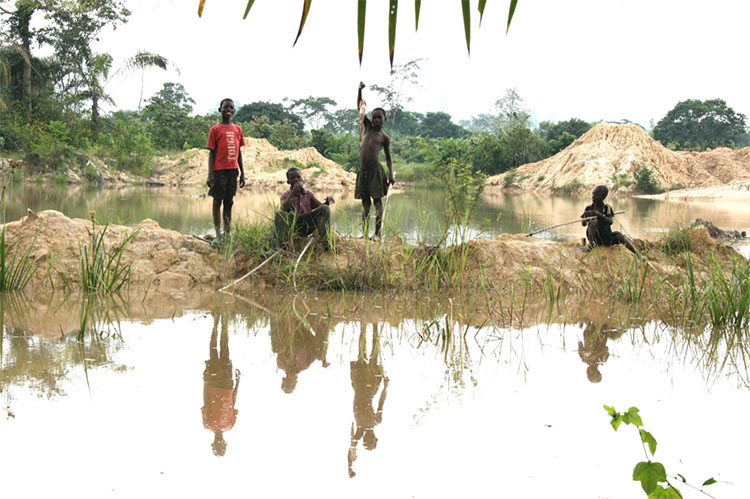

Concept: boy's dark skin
[[271, 168, 335, 252], [207, 99, 246, 243], [357, 82, 394, 238], [581, 185, 640, 256]]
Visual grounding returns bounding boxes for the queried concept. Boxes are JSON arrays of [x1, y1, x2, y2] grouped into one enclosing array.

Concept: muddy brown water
[[2, 184, 750, 497], [1, 291, 749, 498], [6, 183, 750, 244]]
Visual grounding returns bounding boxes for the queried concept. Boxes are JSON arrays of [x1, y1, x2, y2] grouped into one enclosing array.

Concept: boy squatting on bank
[[270, 167, 335, 253], [206, 98, 246, 246]]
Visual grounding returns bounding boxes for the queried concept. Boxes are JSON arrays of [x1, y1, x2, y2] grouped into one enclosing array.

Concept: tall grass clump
[[660, 224, 693, 255], [80, 218, 137, 293], [0, 165, 37, 291], [231, 217, 275, 256], [704, 256, 750, 331], [0, 230, 37, 291]]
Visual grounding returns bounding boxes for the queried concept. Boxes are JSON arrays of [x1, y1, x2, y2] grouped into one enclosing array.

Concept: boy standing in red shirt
[[206, 98, 246, 246]]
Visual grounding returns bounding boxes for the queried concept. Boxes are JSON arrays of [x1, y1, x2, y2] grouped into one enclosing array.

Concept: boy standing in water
[[357, 82, 394, 238], [581, 185, 640, 256], [206, 98, 246, 246]]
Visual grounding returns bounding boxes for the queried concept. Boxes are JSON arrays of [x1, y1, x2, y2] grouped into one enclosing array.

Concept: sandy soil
[[150, 137, 356, 193], [3, 210, 741, 305], [486, 124, 750, 198]]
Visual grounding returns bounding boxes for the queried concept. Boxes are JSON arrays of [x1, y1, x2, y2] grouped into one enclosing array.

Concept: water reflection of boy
[[581, 185, 640, 256], [201, 312, 240, 456], [270, 312, 330, 394], [347, 321, 389, 478], [577, 322, 624, 383]]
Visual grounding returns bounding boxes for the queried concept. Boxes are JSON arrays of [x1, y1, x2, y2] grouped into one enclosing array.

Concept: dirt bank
[[4, 210, 742, 302], [486, 124, 750, 196]]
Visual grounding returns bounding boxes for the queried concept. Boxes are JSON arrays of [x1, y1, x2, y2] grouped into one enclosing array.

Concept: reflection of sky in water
[[6, 183, 750, 244], [1, 308, 748, 498]]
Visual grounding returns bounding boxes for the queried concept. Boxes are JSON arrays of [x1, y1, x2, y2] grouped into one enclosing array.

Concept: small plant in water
[[604, 405, 718, 498], [80, 215, 137, 293]]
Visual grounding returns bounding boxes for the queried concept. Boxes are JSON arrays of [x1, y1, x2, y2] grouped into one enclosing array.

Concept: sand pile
[[151, 137, 355, 193], [486, 124, 750, 195], [2, 210, 223, 292]]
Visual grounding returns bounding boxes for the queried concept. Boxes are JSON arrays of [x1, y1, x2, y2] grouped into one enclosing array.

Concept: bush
[[97, 111, 156, 175], [632, 164, 663, 194]]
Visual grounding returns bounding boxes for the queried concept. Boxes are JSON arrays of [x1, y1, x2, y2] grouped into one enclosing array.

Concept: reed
[[79, 222, 137, 293]]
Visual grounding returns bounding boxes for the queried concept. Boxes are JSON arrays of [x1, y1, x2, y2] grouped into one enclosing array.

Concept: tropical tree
[[420, 111, 465, 139], [289, 95, 337, 130], [111, 50, 175, 110], [235, 101, 303, 131], [142, 82, 198, 150], [370, 58, 423, 130], [652, 99, 748, 151]]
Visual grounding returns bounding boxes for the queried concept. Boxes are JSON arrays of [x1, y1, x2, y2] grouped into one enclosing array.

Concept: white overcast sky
[[97, 0, 750, 128]]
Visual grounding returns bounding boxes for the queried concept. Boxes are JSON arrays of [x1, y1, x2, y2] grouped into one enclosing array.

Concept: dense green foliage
[[653, 99, 748, 151], [3, 5, 748, 189]]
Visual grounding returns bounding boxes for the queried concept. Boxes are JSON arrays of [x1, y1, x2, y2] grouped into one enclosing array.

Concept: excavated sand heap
[[151, 137, 356, 192], [486, 124, 750, 194]]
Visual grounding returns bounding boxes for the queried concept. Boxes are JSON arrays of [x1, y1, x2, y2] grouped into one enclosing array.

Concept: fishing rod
[[526, 211, 625, 237]]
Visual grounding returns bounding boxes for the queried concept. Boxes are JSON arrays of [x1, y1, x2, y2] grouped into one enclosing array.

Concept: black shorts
[[209, 169, 238, 200]]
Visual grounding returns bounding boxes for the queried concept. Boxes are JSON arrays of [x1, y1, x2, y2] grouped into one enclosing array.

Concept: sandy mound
[[486, 124, 750, 195], [2, 210, 223, 292], [151, 137, 356, 193]]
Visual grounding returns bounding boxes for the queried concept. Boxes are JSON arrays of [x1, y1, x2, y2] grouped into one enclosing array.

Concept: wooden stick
[[293, 237, 315, 294], [526, 211, 625, 237], [217, 249, 280, 292]]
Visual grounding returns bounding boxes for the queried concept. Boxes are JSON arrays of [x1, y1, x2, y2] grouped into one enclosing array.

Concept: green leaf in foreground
[[388, 0, 398, 66], [358, 0, 366, 64], [461, 0, 470, 55], [603, 404, 616, 417], [478, 0, 487, 26], [647, 484, 682, 498], [293, 0, 313, 47], [243, 0, 257, 19], [702, 477, 717, 486], [506, 0, 518, 34], [623, 406, 644, 427], [414, 0, 421, 30], [633, 461, 666, 494], [640, 429, 658, 456]]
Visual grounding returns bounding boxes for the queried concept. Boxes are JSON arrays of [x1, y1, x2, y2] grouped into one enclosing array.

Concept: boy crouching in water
[[206, 98, 246, 246], [270, 168, 335, 252], [356, 82, 394, 238], [581, 185, 641, 256]]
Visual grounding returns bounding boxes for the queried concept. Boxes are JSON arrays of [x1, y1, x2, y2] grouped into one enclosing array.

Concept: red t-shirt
[[201, 387, 237, 432], [206, 124, 245, 171]]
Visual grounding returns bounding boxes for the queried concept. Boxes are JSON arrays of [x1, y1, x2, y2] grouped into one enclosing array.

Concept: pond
[[2, 183, 749, 498], [6, 183, 750, 244], [0, 292, 747, 498]]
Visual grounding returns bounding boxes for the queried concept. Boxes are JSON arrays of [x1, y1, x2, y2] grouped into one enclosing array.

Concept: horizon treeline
[[2, 3, 748, 180]]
